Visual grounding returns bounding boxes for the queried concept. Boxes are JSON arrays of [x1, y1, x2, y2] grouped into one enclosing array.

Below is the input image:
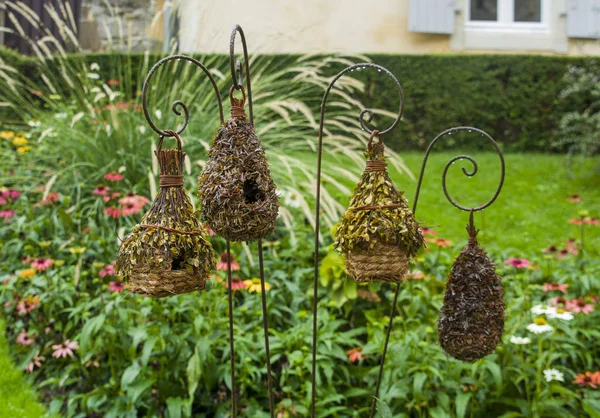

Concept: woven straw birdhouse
[[438, 217, 505, 361], [334, 135, 424, 283], [198, 87, 279, 242], [116, 132, 215, 297]]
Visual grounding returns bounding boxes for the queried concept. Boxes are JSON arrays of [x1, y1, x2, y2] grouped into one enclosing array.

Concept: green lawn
[[315, 152, 600, 255], [0, 320, 47, 418]]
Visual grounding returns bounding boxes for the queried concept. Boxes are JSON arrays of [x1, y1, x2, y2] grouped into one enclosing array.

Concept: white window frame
[[465, 0, 551, 33]]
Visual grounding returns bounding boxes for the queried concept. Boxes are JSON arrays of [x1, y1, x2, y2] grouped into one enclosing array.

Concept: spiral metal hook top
[[412, 126, 505, 214], [141, 54, 225, 137], [311, 63, 405, 418], [230, 24, 254, 126]]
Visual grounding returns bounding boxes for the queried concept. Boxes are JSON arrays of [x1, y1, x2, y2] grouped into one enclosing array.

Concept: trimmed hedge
[[1, 47, 597, 152]]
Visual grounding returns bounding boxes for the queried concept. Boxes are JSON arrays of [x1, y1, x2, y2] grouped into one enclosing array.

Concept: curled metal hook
[[317, 63, 404, 136], [412, 126, 505, 214], [141, 54, 225, 137], [230, 24, 254, 126]]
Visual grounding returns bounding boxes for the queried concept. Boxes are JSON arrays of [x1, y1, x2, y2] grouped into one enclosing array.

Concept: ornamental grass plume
[[116, 132, 215, 298], [198, 87, 279, 242], [334, 134, 423, 283], [438, 218, 505, 362]]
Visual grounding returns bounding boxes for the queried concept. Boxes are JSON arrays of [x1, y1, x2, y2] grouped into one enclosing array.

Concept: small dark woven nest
[[198, 95, 279, 242], [438, 223, 505, 362], [116, 143, 215, 298], [334, 139, 424, 283]]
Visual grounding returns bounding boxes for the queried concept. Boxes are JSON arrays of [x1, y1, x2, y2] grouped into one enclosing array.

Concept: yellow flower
[[0, 131, 15, 140], [243, 278, 271, 293], [38, 241, 52, 248], [18, 268, 36, 279], [68, 247, 87, 255], [54, 260, 65, 267], [12, 136, 28, 146], [17, 146, 31, 153], [534, 317, 548, 326]]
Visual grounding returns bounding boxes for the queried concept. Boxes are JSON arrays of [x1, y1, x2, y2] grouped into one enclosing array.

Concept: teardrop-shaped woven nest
[[334, 140, 424, 283], [438, 228, 505, 362], [116, 148, 215, 298], [198, 115, 279, 242]]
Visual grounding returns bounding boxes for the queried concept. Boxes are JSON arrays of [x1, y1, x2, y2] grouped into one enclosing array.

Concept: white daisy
[[87, 73, 100, 80], [90, 62, 100, 71], [509, 336, 531, 345], [281, 189, 301, 208], [531, 305, 557, 316], [543, 369, 564, 382], [547, 310, 574, 321], [527, 322, 554, 334]]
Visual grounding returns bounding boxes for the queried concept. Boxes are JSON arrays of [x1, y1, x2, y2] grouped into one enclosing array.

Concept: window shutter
[[567, 0, 600, 39], [409, 0, 455, 34]]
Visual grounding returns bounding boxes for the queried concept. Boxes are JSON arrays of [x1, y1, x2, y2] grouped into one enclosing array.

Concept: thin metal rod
[[230, 24, 254, 125], [369, 126, 505, 417], [141, 54, 225, 137], [258, 240, 275, 417], [311, 63, 405, 417], [368, 282, 400, 415], [226, 240, 237, 417]]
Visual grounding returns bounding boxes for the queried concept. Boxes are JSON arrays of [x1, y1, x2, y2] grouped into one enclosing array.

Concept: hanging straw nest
[[116, 132, 215, 298], [198, 87, 279, 242], [334, 134, 424, 283], [438, 218, 505, 362]]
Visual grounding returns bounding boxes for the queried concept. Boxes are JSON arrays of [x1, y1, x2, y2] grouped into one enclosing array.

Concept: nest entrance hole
[[171, 256, 185, 271], [243, 179, 265, 204]]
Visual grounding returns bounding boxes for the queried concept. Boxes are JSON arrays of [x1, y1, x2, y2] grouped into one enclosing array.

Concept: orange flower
[[573, 371, 599, 388], [346, 347, 363, 363], [430, 238, 453, 248]]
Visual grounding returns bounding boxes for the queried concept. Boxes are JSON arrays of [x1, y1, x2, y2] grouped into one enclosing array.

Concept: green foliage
[[556, 62, 600, 158], [0, 319, 48, 418]]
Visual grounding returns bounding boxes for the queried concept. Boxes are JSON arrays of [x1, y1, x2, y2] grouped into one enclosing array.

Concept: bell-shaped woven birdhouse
[[116, 132, 215, 298], [198, 87, 279, 242], [438, 216, 505, 362], [334, 134, 424, 283]]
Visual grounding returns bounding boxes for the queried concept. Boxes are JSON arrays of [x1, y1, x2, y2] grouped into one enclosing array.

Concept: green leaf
[[375, 398, 393, 418], [166, 397, 183, 418], [456, 391, 471, 418], [121, 363, 141, 389]]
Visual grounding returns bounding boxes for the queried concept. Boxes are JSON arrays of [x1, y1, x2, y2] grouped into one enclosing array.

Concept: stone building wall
[[79, 0, 165, 52]]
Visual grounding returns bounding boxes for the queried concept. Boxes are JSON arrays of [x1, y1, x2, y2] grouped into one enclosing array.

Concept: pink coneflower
[[16, 330, 35, 346], [31, 258, 54, 271], [118, 194, 149, 216], [225, 276, 246, 291], [429, 238, 453, 247], [8, 190, 20, 199], [99, 263, 115, 277], [504, 258, 531, 269], [569, 218, 583, 225], [566, 298, 594, 314], [551, 296, 567, 307], [104, 207, 120, 218], [567, 194, 582, 203], [346, 347, 363, 363], [103, 192, 121, 203], [93, 184, 111, 196], [0, 209, 15, 218], [107, 79, 120, 86], [25, 351, 44, 373], [0, 196, 6, 205], [108, 281, 125, 293], [104, 172, 124, 182], [52, 339, 79, 358], [543, 283, 569, 293], [542, 245, 558, 254], [17, 295, 40, 315], [586, 217, 600, 225], [38, 192, 60, 206], [420, 227, 436, 236], [216, 253, 240, 271], [573, 371, 600, 388]]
